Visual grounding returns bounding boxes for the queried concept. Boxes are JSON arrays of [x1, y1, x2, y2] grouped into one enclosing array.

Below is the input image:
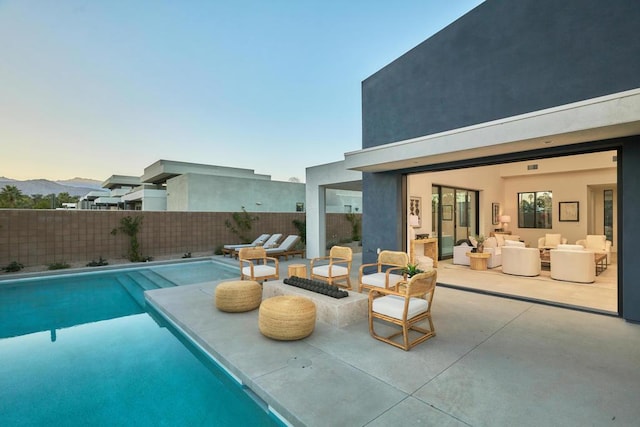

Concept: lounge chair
[[222, 234, 271, 257], [310, 246, 353, 289], [368, 270, 437, 351], [264, 235, 303, 259], [238, 247, 279, 282], [359, 250, 408, 293], [226, 234, 283, 259]]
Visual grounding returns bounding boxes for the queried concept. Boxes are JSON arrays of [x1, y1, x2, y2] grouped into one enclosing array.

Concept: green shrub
[[86, 256, 109, 267], [2, 261, 24, 272], [48, 261, 70, 270]]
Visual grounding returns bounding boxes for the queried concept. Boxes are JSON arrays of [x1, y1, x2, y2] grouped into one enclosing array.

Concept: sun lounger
[[221, 233, 271, 257], [225, 234, 283, 259], [264, 235, 304, 260]]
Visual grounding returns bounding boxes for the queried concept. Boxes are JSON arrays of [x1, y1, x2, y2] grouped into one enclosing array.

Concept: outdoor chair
[[238, 247, 279, 282], [576, 235, 612, 265], [359, 250, 408, 293], [264, 235, 303, 259], [310, 245, 353, 289], [222, 233, 271, 257], [228, 233, 282, 259], [368, 270, 437, 351]]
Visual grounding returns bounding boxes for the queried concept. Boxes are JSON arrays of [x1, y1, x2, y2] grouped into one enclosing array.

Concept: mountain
[[0, 177, 103, 197]]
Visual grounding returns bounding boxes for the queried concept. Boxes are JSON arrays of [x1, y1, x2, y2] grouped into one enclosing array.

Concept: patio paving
[[145, 254, 640, 426]]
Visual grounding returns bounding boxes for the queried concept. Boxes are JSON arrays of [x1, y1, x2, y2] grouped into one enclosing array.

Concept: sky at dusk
[[0, 0, 483, 183]]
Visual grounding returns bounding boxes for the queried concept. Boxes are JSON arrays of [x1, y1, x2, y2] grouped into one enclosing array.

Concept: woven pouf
[[259, 296, 317, 341], [215, 280, 262, 313]]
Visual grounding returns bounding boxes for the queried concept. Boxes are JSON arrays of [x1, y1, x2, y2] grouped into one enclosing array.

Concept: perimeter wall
[[0, 210, 359, 267]]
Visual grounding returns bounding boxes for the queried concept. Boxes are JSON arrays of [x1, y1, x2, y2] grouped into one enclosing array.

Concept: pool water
[[0, 260, 282, 426]]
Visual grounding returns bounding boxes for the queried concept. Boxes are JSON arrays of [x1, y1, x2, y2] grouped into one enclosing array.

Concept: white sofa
[[550, 246, 596, 283], [453, 237, 502, 268], [576, 235, 612, 264], [501, 245, 541, 277]]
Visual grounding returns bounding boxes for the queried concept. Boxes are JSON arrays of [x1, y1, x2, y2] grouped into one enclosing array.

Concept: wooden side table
[[466, 252, 491, 271], [410, 238, 439, 267], [288, 263, 307, 278]]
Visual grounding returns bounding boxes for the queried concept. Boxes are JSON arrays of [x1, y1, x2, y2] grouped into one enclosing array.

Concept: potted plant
[[474, 234, 487, 253], [402, 263, 424, 278]]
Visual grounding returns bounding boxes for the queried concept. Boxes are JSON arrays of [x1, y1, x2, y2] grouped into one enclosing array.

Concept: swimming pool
[[0, 259, 283, 426]]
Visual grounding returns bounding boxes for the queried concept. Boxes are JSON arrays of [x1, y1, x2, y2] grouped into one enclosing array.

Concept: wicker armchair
[[358, 250, 408, 293], [310, 246, 353, 289], [368, 270, 437, 351], [238, 247, 279, 282]]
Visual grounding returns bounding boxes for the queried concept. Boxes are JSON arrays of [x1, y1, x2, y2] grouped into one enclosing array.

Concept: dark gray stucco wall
[[362, 0, 640, 148], [361, 172, 404, 266], [621, 143, 640, 322]]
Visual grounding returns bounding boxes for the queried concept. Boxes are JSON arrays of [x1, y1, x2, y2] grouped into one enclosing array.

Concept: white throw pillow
[[494, 234, 505, 246], [469, 236, 478, 247], [504, 240, 525, 247]]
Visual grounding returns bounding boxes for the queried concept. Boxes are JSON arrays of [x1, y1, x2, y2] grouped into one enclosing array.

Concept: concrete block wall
[[0, 210, 359, 267]]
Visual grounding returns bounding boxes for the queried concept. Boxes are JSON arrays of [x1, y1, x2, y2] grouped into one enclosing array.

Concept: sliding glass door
[[433, 185, 478, 259]]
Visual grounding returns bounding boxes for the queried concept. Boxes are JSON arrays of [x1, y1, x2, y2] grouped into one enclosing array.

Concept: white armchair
[[576, 235, 611, 265], [550, 247, 596, 283], [538, 233, 568, 249], [501, 246, 541, 277]]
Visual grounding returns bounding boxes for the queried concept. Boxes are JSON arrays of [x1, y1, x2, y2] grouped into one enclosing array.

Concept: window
[[518, 191, 552, 229], [296, 202, 305, 212], [604, 189, 613, 243]]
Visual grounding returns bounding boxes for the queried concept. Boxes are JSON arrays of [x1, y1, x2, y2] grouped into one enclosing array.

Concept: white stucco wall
[[166, 173, 305, 212], [306, 161, 362, 259]]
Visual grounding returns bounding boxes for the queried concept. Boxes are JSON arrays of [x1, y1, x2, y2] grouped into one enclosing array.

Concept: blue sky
[[0, 0, 483, 183]]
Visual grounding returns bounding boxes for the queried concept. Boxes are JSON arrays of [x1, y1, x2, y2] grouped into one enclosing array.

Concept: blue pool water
[[0, 260, 282, 426]]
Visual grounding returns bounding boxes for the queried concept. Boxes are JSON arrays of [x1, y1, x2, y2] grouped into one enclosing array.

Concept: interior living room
[[407, 150, 618, 314]]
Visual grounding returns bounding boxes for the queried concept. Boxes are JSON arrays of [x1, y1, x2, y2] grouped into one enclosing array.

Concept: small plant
[[292, 219, 306, 243], [141, 256, 154, 262], [225, 207, 259, 244], [3, 261, 24, 273], [402, 263, 424, 278], [111, 215, 144, 262], [345, 213, 361, 242], [48, 261, 70, 270], [86, 256, 109, 267], [182, 252, 192, 258]]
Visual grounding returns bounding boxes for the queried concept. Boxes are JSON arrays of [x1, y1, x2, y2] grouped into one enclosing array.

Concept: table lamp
[[500, 215, 511, 232]]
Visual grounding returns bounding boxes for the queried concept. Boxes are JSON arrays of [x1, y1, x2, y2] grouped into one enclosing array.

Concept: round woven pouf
[[215, 280, 262, 312], [259, 296, 316, 341]]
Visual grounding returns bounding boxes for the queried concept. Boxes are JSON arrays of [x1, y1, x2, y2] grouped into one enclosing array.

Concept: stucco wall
[[362, 0, 640, 148], [166, 173, 305, 212]]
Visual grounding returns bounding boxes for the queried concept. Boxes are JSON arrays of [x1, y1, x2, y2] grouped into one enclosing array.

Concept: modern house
[[80, 160, 308, 213], [310, 0, 639, 322]]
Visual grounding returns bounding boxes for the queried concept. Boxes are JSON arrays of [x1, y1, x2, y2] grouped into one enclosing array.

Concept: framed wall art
[[559, 201, 579, 222], [410, 197, 422, 227], [492, 203, 500, 225]]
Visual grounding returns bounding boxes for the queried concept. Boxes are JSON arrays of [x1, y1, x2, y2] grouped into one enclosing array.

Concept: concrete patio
[[145, 254, 640, 426]]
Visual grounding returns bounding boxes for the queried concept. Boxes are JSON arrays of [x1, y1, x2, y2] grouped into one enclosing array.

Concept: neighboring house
[[80, 160, 306, 212], [311, 0, 640, 322]]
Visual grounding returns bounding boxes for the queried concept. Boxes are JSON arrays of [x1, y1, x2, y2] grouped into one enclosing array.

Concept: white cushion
[[484, 237, 498, 248], [545, 234, 562, 247], [557, 244, 584, 251], [504, 239, 525, 247], [415, 255, 433, 271], [242, 265, 276, 278], [505, 235, 520, 241], [585, 235, 606, 250], [372, 295, 428, 320], [361, 272, 404, 288], [494, 234, 505, 246], [469, 236, 478, 247], [312, 264, 348, 278]]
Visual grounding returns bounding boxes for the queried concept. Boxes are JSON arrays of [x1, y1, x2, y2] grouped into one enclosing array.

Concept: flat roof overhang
[[345, 88, 640, 172]]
